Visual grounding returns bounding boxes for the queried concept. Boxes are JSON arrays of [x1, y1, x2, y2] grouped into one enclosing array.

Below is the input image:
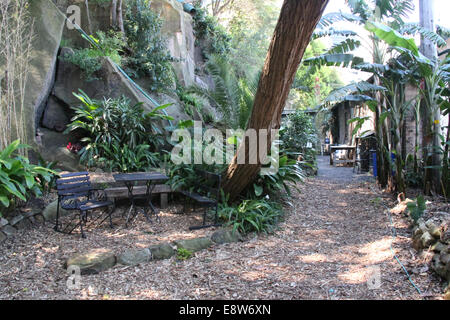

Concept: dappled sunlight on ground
[[0, 156, 444, 299]]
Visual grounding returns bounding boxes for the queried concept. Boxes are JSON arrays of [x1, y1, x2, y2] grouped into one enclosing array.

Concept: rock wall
[[53, 0, 198, 87], [150, 0, 196, 87], [20, 0, 65, 148], [411, 215, 450, 282]]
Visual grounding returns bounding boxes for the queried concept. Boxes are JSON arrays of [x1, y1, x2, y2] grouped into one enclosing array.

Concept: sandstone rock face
[[53, 51, 189, 123], [20, 0, 65, 147], [151, 0, 196, 87], [37, 128, 84, 172], [42, 95, 71, 132], [54, 0, 113, 49]]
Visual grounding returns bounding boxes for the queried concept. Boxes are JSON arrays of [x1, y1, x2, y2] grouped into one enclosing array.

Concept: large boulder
[[66, 248, 116, 275], [42, 199, 72, 222], [42, 95, 71, 132], [53, 51, 189, 121], [15, 0, 65, 147], [37, 128, 84, 172]]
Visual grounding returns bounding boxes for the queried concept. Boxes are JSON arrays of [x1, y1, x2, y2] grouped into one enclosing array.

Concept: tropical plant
[[189, 54, 258, 129], [218, 198, 283, 234], [303, 0, 418, 191], [251, 153, 305, 199], [0, 140, 57, 215], [123, 0, 175, 91], [65, 90, 173, 171], [304, 0, 449, 195]]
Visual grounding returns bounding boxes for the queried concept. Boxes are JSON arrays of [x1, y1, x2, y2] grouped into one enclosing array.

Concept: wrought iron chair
[[180, 169, 222, 230], [55, 172, 114, 238]]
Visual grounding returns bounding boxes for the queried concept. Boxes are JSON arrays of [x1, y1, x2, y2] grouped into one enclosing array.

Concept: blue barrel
[[371, 150, 377, 177]]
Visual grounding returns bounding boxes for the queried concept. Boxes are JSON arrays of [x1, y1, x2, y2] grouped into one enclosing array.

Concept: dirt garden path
[[0, 157, 444, 299]]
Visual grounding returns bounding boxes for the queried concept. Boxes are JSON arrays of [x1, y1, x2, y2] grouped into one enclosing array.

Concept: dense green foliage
[[292, 40, 343, 109], [0, 140, 56, 215], [124, 0, 175, 91], [65, 90, 173, 172], [63, 31, 124, 81], [218, 198, 283, 234], [192, 1, 231, 58], [280, 110, 318, 163]]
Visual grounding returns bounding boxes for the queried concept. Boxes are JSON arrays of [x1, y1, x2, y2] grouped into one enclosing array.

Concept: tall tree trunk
[[117, 0, 125, 35], [222, 0, 329, 200], [420, 0, 440, 194], [85, 0, 93, 34]]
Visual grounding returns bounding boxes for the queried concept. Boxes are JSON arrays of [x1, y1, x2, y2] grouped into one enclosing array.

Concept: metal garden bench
[[55, 172, 115, 238], [180, 169, 222, 230]]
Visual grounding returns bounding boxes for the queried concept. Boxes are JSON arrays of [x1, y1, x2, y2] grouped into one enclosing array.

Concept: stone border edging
[[65, 229, 243, 275], [0, 210, 45, 243]]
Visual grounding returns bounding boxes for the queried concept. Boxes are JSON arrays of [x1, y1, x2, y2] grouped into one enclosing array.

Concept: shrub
[[0, 140, 57, 216], [280, 110, 317, 159], [176, 87, 204, 118], [192, 2, 231, 57], [218, 198, 283, 234], [251, 154, 305, 198], [63, 31, 125, 81], [65, 90, 172, 171], [176, 248, 193, 260], [124, 0, 175, 91]]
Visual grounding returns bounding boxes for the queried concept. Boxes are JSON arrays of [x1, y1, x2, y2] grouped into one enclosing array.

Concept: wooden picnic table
[[329, 145, 356, 166]]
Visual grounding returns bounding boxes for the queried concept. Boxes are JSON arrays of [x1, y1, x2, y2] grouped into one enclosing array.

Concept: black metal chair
[[55, 172, 114, 238], [180, 169, 222, 230]]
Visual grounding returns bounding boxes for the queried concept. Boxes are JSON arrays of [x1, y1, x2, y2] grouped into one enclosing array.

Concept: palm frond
[[312, 28, 358, 40], [324, 81, 386, 104], [316, 11, 362, 29], [328, 38, 361, 55], [399, 22, 446, 47]]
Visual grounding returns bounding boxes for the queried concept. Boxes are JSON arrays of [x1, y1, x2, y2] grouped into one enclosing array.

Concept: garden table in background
[[329, 145, 356, 166], [113, 172, 169, 227]]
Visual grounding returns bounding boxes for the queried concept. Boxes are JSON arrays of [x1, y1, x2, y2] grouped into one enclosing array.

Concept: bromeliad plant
[[0, 140, 57, 215], [65, 90, 173, 171]]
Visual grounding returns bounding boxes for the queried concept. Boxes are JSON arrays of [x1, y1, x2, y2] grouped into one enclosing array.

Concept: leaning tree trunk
[[222, 0, 329, 200]]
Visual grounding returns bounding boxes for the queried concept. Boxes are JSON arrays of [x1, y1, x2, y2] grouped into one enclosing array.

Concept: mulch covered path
[[0, 158, 445, 299]]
